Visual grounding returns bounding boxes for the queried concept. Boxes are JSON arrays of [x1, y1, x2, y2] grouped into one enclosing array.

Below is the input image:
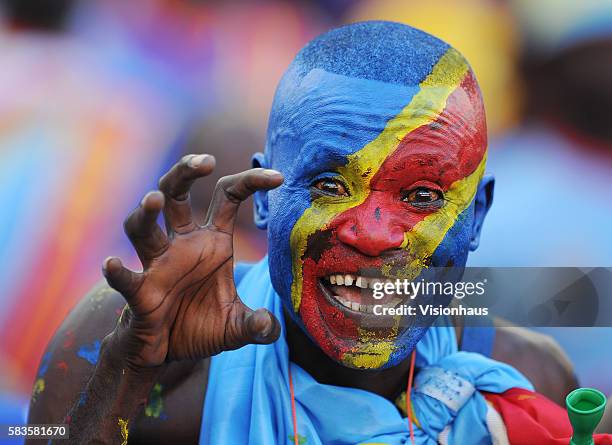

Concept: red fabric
[[484, 388, 612, 445]]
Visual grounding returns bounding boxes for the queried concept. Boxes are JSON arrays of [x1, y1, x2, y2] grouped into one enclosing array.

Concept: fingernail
[[102, 257, 113, 270], [140, 191, 157, 206], [188, 154, 210, 168], [262, 169, 281, 177], [102, 256, 119, 271]]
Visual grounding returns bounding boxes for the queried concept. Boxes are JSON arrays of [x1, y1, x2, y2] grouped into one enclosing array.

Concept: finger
[[123, 191, 169, 265], [206, 168, 283, 234], [158, 154, 216, 234], [242, 308, 281, 345], [102, 257, 142, 300]]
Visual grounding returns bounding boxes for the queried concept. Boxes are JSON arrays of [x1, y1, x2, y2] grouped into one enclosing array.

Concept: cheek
[[429, 203, 475, 267], [266, 186, 315, 306]]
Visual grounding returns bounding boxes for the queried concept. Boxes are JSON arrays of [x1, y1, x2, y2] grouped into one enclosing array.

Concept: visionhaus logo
[[371, 278, 490, 317]]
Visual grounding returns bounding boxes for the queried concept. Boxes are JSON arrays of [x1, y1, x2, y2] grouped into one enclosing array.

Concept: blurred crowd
[[0, 0, 611, 423]]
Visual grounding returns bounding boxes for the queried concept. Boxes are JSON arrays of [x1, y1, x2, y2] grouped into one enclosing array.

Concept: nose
[[335, 203, 406, 257]]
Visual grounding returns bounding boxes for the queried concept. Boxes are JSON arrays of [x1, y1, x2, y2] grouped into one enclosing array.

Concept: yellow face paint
[[289, 48, 470, 311], [343, 339, 395, 369], [395, 154, 487, 278], [338, 156, 485, 369]]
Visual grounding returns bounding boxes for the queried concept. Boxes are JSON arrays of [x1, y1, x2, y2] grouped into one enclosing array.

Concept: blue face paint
[[265, 69, 423, 319], [253, 21, 490, 369]]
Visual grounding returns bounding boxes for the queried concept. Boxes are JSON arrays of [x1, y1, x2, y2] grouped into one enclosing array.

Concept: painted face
[[261, 47, 487, 369]]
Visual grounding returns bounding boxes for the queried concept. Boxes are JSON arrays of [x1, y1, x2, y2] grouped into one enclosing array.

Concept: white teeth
[[344, 274, 354, 286], [331, 292, 401, 313], [326, 274, 393, 291], [355, 276, 366, 288], [324, 274, 389, 289], [335, 296, 351, 309]]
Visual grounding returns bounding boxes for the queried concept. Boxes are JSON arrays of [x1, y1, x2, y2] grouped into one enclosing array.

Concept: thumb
[[240, 308, 281, 345]]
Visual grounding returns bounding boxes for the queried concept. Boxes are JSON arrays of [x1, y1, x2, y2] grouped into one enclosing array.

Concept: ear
[[469, 174, 494, 251], [252, 152, 270, 230]]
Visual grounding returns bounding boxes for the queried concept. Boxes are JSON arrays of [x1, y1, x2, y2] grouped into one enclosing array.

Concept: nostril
[[337, 220, 359, 245]]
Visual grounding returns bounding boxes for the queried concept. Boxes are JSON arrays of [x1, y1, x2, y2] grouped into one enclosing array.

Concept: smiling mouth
[[318, 273, 404, 314]]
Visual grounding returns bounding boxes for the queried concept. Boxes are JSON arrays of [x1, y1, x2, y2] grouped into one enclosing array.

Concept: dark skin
[[28, 155, 582, 444]]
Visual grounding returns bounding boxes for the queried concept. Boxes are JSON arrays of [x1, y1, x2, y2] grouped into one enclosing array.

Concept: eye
[[312, 178, 349, 197], [402, 187, 444, 208]]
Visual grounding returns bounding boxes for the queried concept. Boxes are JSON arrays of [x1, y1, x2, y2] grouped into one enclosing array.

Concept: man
[[29, 22, 589, 444]]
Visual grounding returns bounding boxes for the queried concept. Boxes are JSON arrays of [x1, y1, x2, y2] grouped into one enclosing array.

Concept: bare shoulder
[[27, 282, 208, 445], [491, 319, 578, 406], [27, 282, 126, 426]]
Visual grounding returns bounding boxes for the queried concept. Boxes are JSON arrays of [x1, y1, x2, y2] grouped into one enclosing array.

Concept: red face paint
[[296, 71, 487, 366]]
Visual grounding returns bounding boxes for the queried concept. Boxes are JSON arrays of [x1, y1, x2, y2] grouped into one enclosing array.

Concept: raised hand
[[102, 154, 283, 370]]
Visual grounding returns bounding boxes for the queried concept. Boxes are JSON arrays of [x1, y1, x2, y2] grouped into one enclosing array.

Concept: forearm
[[59, 331, 165, 445]]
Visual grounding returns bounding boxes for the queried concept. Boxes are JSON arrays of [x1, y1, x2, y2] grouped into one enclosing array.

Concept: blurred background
[[0, 0, 611, 425]]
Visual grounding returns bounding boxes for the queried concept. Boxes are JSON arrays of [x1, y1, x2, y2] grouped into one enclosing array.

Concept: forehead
[[270, 67, 486, 180]]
